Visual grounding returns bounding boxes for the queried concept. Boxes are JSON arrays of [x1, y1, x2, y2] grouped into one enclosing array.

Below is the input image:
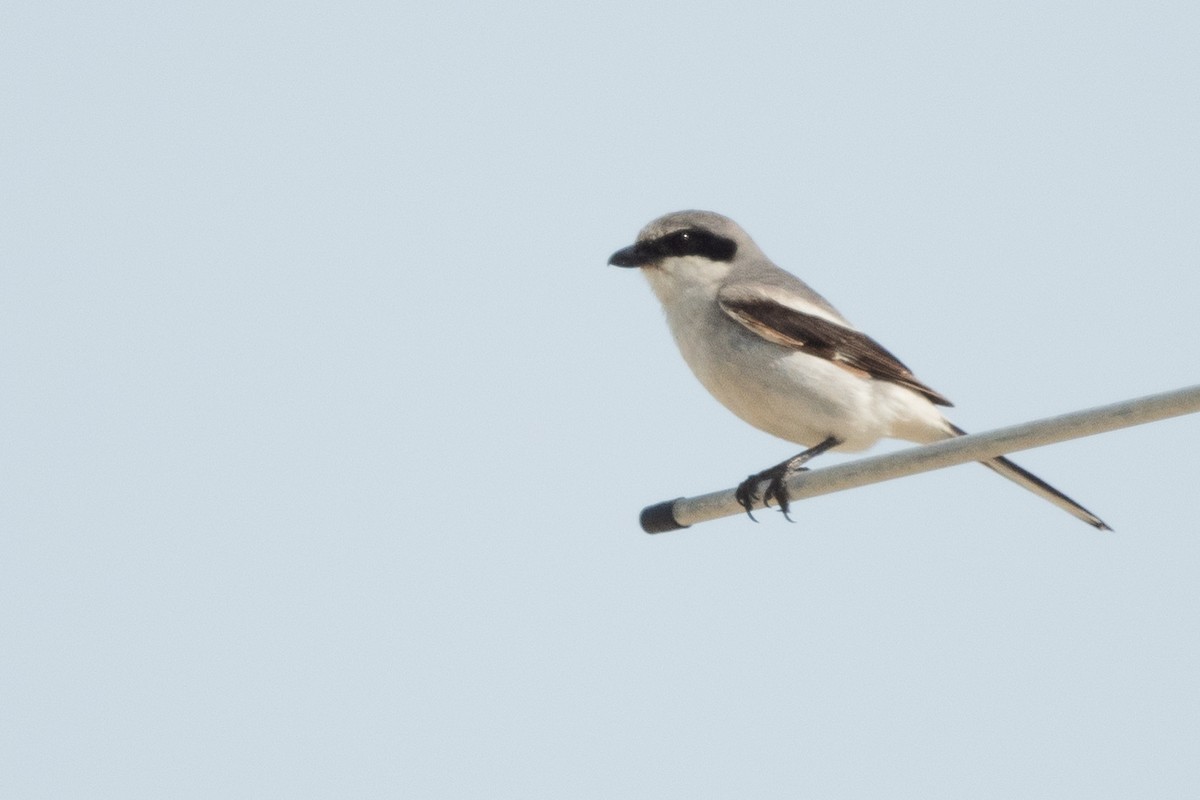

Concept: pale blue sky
[[3, 1, 1199, 797]]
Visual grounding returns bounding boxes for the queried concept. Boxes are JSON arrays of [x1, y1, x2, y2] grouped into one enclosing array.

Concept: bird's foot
[[733, 437, 841, 523], [735, 464, 810, 522]]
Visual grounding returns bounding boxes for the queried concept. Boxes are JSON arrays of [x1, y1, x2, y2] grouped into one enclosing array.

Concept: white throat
[[641, 255, 730, 309]]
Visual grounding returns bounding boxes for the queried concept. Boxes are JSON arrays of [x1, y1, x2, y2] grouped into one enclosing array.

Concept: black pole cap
[[639, 499, 689, 534]]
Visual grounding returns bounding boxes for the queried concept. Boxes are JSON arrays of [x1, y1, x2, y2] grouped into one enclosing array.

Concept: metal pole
[[639, 384, 1200, 533]]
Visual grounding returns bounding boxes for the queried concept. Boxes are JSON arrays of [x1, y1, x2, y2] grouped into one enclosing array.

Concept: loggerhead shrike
[[609, 210, 1109, 530]]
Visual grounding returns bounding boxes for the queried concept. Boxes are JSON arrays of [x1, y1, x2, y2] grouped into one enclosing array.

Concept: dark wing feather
[[718, 289, 953, 407]]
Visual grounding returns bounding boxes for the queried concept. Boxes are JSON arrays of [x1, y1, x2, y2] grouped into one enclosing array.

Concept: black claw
[[735, 478, 761, 522], [775, 490, 794, 521], [766, 478, 793, 521]]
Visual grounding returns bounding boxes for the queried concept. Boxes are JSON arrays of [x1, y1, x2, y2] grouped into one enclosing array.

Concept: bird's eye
[[667, 230, 698, 255]]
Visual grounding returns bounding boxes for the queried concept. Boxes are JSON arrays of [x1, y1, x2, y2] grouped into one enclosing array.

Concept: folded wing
[[718, 283, 953, 407]]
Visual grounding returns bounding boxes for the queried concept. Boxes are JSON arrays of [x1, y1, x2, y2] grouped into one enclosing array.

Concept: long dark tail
[[946, 423, 1111, 531]]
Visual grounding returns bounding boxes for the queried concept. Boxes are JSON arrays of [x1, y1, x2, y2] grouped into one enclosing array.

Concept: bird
[[608, 209, 1109, 530]]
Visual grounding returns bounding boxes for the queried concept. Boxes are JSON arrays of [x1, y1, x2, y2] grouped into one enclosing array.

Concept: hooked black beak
[[608, 242, 654, 268]]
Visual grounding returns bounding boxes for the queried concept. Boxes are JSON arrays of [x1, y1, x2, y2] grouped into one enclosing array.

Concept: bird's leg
[[734, 436, 841, 521]]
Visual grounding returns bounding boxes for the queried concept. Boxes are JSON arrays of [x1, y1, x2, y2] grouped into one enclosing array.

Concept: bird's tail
[[945, 423, 1111, 531]]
